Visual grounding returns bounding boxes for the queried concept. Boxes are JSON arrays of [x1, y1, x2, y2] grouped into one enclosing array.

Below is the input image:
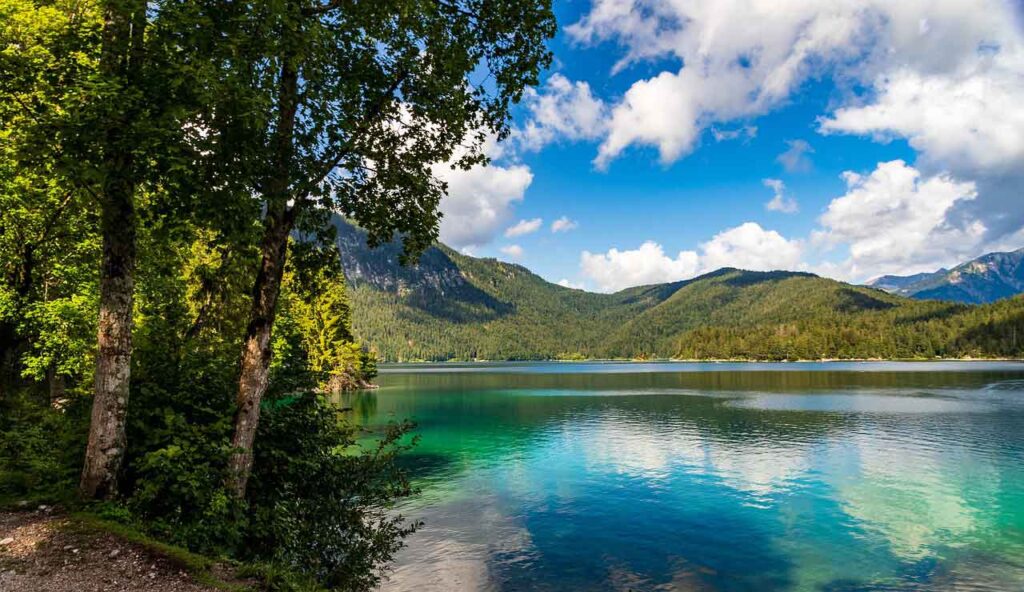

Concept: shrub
[[246, 393, 418, 591]]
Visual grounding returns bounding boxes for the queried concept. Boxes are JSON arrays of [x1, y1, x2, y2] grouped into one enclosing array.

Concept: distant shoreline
[[381, 357, 1024, 364]]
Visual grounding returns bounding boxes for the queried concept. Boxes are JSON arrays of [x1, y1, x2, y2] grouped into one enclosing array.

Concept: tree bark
[[80, 173, 136, 499], [226, 50, 300, 498], [80, 0, 143, 500], [226, 205, 294, 497]]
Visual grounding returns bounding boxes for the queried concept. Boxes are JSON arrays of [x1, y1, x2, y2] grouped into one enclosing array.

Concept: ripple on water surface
[[363, 363, 1024, 592]]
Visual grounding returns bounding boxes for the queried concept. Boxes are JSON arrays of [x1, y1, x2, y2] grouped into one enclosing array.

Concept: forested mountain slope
[[334, 220, 1024, 361]]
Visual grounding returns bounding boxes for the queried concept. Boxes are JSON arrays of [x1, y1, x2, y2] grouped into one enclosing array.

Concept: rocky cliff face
[[332, 217, 469, 295], [868, 248, 1024, 304]]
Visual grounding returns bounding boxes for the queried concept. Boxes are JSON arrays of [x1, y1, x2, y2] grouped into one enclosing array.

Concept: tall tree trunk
[[226, 204, 295, 497], [226, 52, 300, 498], [80, 0, 143, 500], [81, 174, 136, 499]]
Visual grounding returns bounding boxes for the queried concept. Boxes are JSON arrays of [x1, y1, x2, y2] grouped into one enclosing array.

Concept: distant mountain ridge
[[332, 219, 1024, 362], [868, 248, 1024, 304]]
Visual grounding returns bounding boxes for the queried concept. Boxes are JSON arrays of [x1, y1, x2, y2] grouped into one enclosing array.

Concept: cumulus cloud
[[580, 223, 803, 292], [821, 63, 1024, 174], [500, 244, 525, 259], [581, 241, 701, 292], [570, 0, 1024, 174], [505, 218, 543, 238], [594, 68, 748, 168], [564, 0, 1024, 262], [434, 160, 533, 250], [558, 278, 585, 290], [551, 216, 579, 233], [820, 60, 1024, 245], [813, 160, 984, 279], [517, 73, 608, 151], [763, 179, 798, 213], [700, 223, 804, 273], [776, 140, 814, 173]]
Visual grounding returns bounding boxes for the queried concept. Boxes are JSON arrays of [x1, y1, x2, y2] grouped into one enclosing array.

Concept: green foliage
[[270, 241, 379, 394], [337, 222, 1024, 362], [0, 392, 88, 502], [19, 294, 97, 383], [193, 0, 557, 262], [0, 198, 408, 590], [247, 394, 418, 591], [1, 0, 555, 588], [0, 0, 102, 391], [121, 231, 394, 566]]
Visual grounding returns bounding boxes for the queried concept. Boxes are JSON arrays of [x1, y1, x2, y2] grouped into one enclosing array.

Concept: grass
[[65, 512, 252, 591]]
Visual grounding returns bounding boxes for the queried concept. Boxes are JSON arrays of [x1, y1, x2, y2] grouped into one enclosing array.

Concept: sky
[[432, 0, 1024, 293]]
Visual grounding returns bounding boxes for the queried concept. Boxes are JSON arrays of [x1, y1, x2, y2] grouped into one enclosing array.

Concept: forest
[[0, 0, 555, 590], [334, 221, 1024, 362]]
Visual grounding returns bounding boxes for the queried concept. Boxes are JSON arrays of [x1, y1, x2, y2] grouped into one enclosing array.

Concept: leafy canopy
[[193, 0, 556, 258]]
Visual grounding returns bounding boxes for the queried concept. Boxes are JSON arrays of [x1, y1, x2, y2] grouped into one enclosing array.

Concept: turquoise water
[[350, 362, 1024, 591]]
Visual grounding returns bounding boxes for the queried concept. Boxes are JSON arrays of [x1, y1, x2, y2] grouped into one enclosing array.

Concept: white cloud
[[565, 0, 1024, 264], [763, 179, 798, 214], [500, 244, 525, 259], [594, 68, 738, 168], [570, 0, 1024, 175], [551, 216, 579, 233], [580, 222, 803, 292], [517, 74, 608, 151], [711, 125, 757, 142], [820, 61, 1024, 175], [776, 139, 814, 173], [434, 161, 533, 250], [557, 278, 585, 290], [814, 160, 984, 280], [505, 218, 543, 238], [581, 241, 700, 292], [700, 223, 804, 273]]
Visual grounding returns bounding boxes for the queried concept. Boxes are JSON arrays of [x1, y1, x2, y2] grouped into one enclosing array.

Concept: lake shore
[[382, 356, 1024, 364]]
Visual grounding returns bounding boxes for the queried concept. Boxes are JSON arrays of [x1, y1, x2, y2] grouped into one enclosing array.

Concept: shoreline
[[380, 357, 1024, 365]]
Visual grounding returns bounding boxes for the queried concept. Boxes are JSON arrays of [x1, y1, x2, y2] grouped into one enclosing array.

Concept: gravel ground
[[0, 509, 233, 592]]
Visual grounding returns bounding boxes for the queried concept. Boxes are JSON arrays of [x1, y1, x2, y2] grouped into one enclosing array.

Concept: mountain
[[868, 249, 1024, 304], [333, 219, 1024, 362], [869, 271, 946, 293]]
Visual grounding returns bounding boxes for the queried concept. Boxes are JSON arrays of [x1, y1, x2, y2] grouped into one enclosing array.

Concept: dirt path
[[0, 509, 241, 592]]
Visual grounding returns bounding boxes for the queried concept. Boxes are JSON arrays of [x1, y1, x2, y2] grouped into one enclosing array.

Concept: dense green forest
[[336, 221, 1024, 362], [0, 0, 555, 590]]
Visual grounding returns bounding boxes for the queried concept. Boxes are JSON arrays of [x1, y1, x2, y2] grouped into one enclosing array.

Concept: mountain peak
[[866, 248, 1024, 304]]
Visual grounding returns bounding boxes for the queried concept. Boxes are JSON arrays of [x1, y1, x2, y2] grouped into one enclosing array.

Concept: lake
[[348, 362, 1024, 591]]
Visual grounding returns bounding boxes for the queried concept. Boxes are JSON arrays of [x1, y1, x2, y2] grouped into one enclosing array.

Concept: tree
[[0, 0, 103, 397], [272, 241, 376, 393], [200, 0, 556, 497], [0, 0, 216, 498]]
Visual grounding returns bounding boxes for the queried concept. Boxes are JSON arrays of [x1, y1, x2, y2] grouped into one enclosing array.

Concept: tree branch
[[291, 69, 409, 205]]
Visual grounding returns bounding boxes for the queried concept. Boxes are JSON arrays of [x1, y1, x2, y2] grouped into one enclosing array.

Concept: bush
[[246, 393, 418, 591], [0, 391, 87, 503], [118, 378, 418, 590]]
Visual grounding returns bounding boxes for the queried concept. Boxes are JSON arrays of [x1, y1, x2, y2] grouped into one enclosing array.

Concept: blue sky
[[433, 0, 1024, 292]]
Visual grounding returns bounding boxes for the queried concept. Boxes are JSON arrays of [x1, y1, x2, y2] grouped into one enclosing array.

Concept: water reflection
[[354, 363, 1024, 591]]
